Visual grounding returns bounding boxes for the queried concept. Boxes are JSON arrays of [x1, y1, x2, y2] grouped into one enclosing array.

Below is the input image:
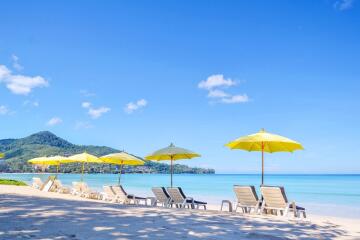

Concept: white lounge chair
[[233, 185, 261, 214], [152, 187, 172, 207], [71, 182, 101, 199], [51, 180, 71, 194], [167, 187, 207, 210], [42, 176, 56, 192], [71, 182, 82, 195], [260, 186, 306, 218], [111, 185, 147, 205], [102, 185, 119, 202], [32, 177, 44, 190]]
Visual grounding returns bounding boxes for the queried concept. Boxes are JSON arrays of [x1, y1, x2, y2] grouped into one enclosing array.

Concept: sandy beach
[[0, 186, 359, 240]]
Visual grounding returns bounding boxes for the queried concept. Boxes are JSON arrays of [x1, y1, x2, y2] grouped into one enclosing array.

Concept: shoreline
[[1, 173, 360, 219], [1, 185, 359, 239]]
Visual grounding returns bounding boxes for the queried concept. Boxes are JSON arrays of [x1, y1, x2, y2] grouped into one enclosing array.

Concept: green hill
[[0, 131, 215, 174]]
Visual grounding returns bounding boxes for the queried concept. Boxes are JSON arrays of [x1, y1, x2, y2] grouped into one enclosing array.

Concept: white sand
[[0, 186, 359, 240]]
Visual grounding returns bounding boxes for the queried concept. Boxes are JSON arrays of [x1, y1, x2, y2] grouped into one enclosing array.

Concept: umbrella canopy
[[0, 153, 4, 159], [68, 152, 103, 181], [28, 156, 56, 165], [145, 143, 201, 187], [225, 129, 303, 184], [28, 156, 74, 173], [100, 152, 144, 185]]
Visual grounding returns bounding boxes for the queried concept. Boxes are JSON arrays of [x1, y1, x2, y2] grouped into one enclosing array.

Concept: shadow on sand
[[0, 193, 353, 240]]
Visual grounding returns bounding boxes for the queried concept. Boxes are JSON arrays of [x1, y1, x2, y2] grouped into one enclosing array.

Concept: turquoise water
[[1, 173, 359, 218]]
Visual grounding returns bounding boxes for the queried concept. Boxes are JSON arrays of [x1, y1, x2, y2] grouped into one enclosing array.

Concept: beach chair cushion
[[128, 194, 146, 200], [186, 199, 207, 205]]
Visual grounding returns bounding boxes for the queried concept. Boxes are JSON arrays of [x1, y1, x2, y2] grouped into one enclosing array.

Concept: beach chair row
[[233, 185, 306, 218], [103, 185, 207, 209], [32, 177, 305, 218]]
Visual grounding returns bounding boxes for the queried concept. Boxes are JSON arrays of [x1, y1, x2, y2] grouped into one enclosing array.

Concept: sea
[[1, 173, 359, 219]]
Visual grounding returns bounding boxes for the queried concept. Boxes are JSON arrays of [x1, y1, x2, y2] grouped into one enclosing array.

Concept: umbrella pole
[[81, 162, 85, 182], [118, 164, 123, 186], [170, 156, 173, 188], [261, 142, 264, 186]]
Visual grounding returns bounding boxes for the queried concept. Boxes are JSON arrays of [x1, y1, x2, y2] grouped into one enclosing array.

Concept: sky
[[0, 0, 359, 173]]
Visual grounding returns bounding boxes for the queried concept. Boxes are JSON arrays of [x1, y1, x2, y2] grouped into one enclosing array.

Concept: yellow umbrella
[[0, 153, 4, 159], [145, 143, 201, 187], [225, 129, 304, 185], [28, 156, 74, 173], [68, 152, 103, 181], [100, 152, 144, 185]]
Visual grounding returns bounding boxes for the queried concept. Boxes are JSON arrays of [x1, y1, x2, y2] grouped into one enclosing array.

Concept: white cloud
[[0, 64, 48, 95], [221, 94, 249, 104], [334, 0, 354, 10], [80, 89, 96, 97], [75, 121, 94, 130], [207, 89, 230, 98], [124, 99, 147, 114], [0, 105, 9, 115], [82, 102, 91, 108], [81, 101, 110, 119], [198, 74, 236, 90], [0, 65, 11, 79], [88, 107, 111, 119], [199, 74, 249, 104], [47, 117, 62, 126], [11, 54, 23, 71]]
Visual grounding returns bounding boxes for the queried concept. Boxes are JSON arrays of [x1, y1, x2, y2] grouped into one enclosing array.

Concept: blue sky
[[0, 0, 359, 173]]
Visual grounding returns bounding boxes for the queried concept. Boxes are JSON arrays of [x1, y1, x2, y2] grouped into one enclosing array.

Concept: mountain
[[0, 131, 215, 174]]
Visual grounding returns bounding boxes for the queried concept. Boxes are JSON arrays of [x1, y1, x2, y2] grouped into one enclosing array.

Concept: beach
[[2, 173, 360, 219], [0, 185, 359, 240]]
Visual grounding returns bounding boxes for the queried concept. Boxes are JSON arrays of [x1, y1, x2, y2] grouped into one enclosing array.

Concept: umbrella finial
[[260, 128, 266, 133]]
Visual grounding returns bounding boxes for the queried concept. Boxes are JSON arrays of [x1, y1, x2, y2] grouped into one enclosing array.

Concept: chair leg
[[284, 207, 289, 217]]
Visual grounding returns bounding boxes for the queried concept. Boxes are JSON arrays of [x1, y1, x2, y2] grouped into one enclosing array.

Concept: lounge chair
[[32, 177, 44, 190], [71, 182, 82, 195], [51, 180, 71, 194], [233, 185, 261, 214], [167, 187, 207, 210], [71, 182, 101, 199], [152, 187, 172, 207], [260, 186, 306, 218], [102, 185, 119, 202], [42, 176, 56, 192], [111, 185, 147, 205]]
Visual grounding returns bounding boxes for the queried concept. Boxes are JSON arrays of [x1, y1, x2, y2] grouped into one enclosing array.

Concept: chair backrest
[[260, 186, 288, 209], [50, 179, 62, 192], [32, 177, 43, 189], [152, 187, 170, 203], [103, 186, 116, 198], [111, 185, 128, 200], [167, 187, 185, 204], [42, 176, 56, 192], [233, 185, 259, 206]]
